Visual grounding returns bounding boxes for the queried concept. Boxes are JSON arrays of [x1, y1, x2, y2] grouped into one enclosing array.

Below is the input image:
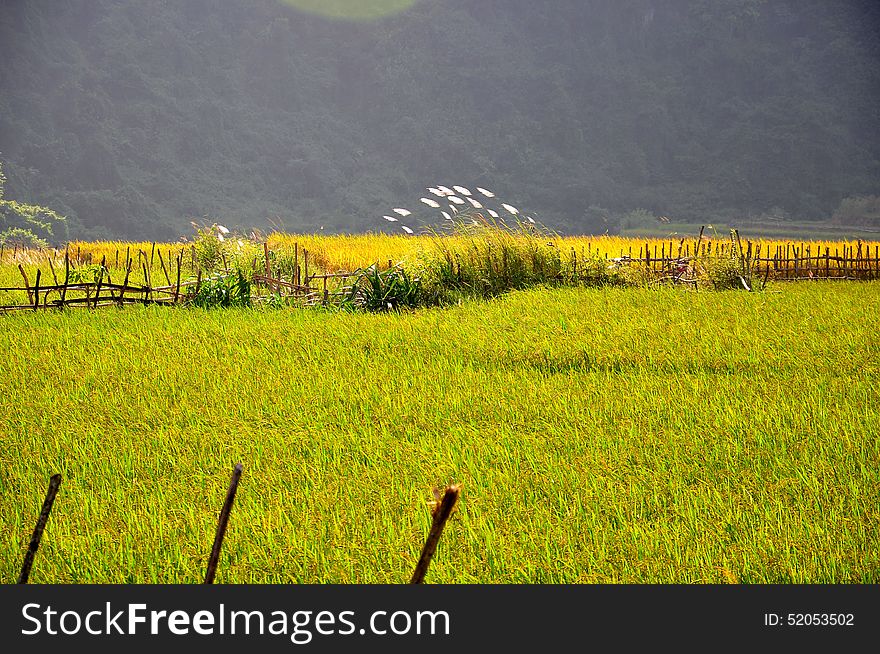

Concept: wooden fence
[[0, 243, 360, 312], [604, 238, 880, 282], [2, 235, 879, 312]]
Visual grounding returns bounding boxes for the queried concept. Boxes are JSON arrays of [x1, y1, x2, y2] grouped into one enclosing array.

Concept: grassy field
[[1, 281, 878, 583]]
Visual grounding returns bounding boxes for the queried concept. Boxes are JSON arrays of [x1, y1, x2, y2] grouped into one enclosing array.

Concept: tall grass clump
[[406, 216, 642, 305], [186, 223, 263, 308], [191, 222, 266, 281], [411, 216, 566, 303], [696, 229, 757, 291]]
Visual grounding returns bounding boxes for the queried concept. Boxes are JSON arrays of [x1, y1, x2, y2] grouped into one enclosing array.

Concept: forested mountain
[[1, 0, 878, 242]]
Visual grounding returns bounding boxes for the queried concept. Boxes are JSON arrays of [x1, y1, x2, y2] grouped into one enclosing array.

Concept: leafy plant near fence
[[66, 263, 109, 284], [189, 271, 251, 308], [341, 264, 423, 312]]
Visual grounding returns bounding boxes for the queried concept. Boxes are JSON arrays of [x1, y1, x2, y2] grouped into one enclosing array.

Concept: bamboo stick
[[61, 249, 69, 308], [410, 484, 461, 584], [93, 256, 106, 309], [47, 255, 59, 286], [17, 264, 33, 305], [174, 253, 182, 303], [205, 463, 243, 584], [33, 269, 41, 311], [18, 474, 62, 584], [158, 250, 171, 286], [142, 262, 150, 304]]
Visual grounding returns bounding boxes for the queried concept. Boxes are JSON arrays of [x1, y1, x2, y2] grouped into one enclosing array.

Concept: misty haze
[[1, 0, 878, 242]]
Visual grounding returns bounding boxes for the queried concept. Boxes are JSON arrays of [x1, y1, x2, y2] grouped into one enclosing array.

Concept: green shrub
[[226, 237, 266, 281], [191, 223, 226, 273], [189, 271, 251, 308], [67, 262, 109, 284]]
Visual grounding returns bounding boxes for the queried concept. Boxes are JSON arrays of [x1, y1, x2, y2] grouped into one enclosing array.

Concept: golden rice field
[[3, 231, 877, 279], [268, 232, 880, 274]]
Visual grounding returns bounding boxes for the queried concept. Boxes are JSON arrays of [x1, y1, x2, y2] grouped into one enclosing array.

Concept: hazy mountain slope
[[1, 0, 878, 240]]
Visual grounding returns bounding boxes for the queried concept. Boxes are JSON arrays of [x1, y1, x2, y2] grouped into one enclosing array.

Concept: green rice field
[[1, 282, 878, 583]]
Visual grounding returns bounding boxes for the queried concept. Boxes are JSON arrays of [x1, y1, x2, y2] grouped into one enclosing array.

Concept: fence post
[[304, 250, 309, 289], [94, 256, 106, 309], [18, 264, 33, 306], [18, 474, 62, 583], [410, 484, 461, 584], [205, 463, 243, 584], [61, 250, 70, 308], [174, 252, 183, 303], [33, 269, 41, 311]]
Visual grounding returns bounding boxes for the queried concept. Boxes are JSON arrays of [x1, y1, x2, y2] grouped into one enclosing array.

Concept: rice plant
[[1, 283, 877, 582]]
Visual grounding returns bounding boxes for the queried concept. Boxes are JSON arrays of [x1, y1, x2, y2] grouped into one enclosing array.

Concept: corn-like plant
[[341, 264, 423, 312], [67, 262, 109, 284]]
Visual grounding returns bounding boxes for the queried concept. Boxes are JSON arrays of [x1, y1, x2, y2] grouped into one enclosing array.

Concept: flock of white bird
[[381, 184, 536, 235]]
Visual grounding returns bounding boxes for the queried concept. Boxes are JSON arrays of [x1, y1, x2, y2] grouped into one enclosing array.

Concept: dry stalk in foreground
[[18, 474, 62, 584], [410, 483, 461, 584]]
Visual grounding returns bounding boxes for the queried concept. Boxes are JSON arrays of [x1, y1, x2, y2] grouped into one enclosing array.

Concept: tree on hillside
[[0, 161, 67, 247]]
